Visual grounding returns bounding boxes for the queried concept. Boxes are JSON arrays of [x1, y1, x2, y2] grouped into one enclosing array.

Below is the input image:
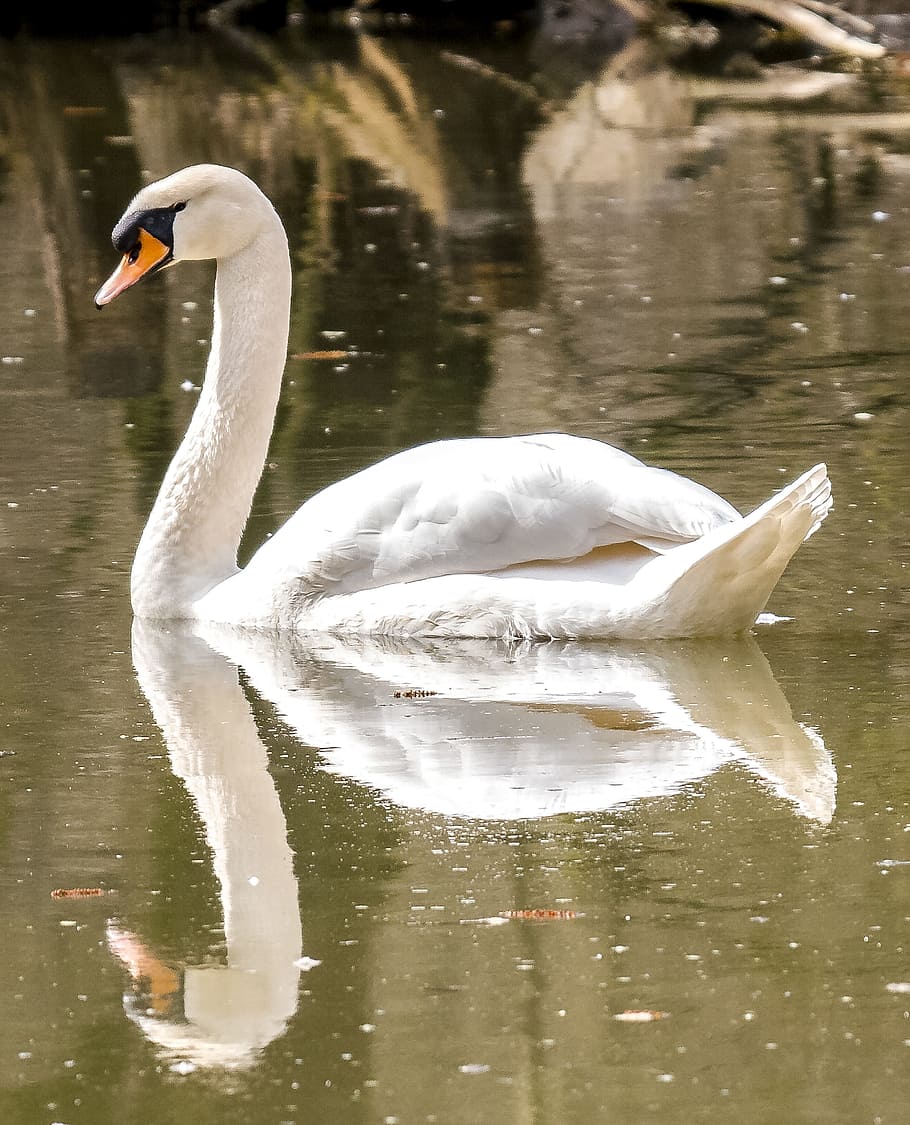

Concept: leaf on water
[[500, 909, 579, 920], [291, 351, 349, 361]]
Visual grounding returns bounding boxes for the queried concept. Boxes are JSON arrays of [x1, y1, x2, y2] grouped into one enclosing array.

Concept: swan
[[95, 164, 832, 640]]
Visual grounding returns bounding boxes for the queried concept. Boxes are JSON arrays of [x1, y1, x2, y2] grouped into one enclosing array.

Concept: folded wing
[[245, 434, 741, 598]]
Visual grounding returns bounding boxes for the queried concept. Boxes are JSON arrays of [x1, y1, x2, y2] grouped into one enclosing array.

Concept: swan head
[[94, 164, 276, 308]]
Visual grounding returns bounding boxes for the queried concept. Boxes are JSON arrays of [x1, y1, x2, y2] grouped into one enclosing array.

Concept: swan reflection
[[108, 621, 304, 1069], [113, 620, 833, 1068], [197, 622, 835, 824]]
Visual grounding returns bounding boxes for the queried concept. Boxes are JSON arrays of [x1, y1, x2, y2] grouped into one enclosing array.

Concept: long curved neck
[[131, 219, 291, 618]]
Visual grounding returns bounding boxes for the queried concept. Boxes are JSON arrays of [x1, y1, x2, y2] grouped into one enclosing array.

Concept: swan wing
[[246, 434, 740, 598]]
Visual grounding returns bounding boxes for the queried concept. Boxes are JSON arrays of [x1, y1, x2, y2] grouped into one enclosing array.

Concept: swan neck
[[131, 220, 291, 618]]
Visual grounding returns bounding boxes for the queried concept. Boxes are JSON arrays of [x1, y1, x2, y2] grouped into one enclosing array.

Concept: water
[[1, 27, 908, 1125]]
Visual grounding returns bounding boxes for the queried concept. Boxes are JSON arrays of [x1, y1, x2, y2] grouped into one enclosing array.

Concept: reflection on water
[[123, 619, 833, 1075], [111, 622, 304, 1069], [1, 22, 909, 1125], [198, 625, 835, 823]]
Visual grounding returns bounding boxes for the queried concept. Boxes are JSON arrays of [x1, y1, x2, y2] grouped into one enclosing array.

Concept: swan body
[[96, 164, 832, 640]]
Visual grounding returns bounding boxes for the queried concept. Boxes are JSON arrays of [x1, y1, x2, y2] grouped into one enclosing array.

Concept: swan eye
[[171, 201, 186, 213], [128, 242, 142, 265]]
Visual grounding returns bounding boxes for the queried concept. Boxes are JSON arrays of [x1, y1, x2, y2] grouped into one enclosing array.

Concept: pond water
[[0, 25, 908, 1125]]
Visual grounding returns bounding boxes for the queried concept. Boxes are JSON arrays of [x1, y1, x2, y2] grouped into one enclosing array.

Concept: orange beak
[[94, 228, 170, 308]]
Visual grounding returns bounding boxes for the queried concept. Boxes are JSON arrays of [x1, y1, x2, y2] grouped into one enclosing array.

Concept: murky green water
[[0, 26, 908, 1125]]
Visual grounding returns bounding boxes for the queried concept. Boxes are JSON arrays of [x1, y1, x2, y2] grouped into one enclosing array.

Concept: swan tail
[[649, 464, 832, 636]]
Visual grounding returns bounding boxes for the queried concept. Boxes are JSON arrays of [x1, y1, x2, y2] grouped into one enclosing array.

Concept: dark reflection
[[0, 39, 164, 397], [498, 36, 910, 444], [4, 23, 908, 452]]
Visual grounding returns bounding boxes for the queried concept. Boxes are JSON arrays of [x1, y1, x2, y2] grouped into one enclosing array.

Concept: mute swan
[[95, 164, 831, 639]]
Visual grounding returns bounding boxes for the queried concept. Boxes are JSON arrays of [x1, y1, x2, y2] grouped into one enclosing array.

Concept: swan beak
[[94, 228, 170, 308]]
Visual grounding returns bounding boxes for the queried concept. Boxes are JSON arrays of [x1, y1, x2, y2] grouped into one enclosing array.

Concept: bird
[[95, 164, 831, 640]]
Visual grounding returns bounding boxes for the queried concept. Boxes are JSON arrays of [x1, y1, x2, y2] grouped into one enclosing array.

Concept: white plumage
[[96, 165, 831, 639]]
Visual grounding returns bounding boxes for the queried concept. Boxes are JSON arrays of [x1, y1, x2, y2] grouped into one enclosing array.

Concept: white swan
[[95, 164, 832, 639]]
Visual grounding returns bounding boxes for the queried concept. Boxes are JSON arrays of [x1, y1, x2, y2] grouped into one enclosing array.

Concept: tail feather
[[650, 465, 831, 636], [745, 462, 831, 542]]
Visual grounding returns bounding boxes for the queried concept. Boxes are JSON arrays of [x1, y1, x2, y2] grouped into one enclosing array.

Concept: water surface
[[0, 28, 908, 1125]]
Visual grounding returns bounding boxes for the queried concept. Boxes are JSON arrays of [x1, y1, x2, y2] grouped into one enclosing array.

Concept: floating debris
[[293, 956, 323, 972], [51, 887, 107, 899], [613, 1010, 670, 1022], [393, 688, 438, 699], [291, 350, 349, 361], [500, 909, 578, 921]]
